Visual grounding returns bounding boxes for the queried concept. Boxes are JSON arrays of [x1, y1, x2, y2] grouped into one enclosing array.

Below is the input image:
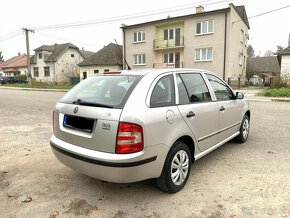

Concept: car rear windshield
[[60, 75, 142, 108]]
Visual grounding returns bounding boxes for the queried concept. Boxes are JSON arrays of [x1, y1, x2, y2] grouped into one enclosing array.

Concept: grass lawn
[[259, 87, 290, 97], [2, 83, 73, 90]]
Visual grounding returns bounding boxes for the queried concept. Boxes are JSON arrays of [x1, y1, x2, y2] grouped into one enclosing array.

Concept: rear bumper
[[50, 135, 168, 183]]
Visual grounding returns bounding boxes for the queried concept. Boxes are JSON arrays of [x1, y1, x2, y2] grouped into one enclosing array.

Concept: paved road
[[0, 89, 290, 217]]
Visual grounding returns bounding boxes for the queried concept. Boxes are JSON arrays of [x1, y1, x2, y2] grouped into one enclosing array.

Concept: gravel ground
[[0, 89, 289, 218]]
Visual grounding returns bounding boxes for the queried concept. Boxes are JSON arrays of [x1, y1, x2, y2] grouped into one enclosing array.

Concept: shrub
[[16, 74, 27, 81], [271, 76, 287, 88]]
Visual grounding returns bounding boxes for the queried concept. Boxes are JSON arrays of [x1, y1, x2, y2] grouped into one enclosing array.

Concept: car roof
[[120, 68, 212, 76]]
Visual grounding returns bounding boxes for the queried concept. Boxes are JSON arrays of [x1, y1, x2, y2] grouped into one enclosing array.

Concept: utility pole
[[22, 28, 34, 86]]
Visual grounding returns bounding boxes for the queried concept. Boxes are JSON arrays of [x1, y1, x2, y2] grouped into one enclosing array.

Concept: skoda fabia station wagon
[[50, 69, 250, 193]]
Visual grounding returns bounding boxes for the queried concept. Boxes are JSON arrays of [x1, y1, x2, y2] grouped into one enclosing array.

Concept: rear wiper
[[72, 99, 114, 108]]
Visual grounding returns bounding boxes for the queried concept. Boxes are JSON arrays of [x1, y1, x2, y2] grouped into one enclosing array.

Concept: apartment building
[[121, 4, 250, 82]]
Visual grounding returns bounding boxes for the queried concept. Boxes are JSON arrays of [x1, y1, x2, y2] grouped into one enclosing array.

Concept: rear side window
[[178, 73, 211, 103], [205, 74, 235, 101], [60, 75, 141, 108], [150, 75, 175, 107]]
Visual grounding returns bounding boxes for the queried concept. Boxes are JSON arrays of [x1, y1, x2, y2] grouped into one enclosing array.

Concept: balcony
[[153, 62, 183, 68], [153, 37, 184, 50]]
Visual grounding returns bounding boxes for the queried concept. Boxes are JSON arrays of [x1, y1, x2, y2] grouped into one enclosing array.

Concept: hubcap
[[242, 119, 249, 139], [171, 150, 189, 186]]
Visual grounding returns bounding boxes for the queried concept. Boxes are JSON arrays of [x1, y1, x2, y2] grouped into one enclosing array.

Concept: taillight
[[116, 122, 143, 154]]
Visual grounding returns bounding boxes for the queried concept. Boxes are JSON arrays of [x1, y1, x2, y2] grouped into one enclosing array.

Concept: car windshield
[[60, 75, 141, 108]]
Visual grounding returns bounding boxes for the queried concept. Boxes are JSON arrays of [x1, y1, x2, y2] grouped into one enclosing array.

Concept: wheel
[[156, 141, 191, 193], [235, 114, 250, 143]]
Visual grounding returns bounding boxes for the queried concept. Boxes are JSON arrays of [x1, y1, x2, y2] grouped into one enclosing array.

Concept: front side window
[[94, 70, 99, 74], [196, 20, 214, 35], [205, 74, 235, 101], [150, 75, 175, 107], [44, 66, 50, 77], [240, 29, 244, 43], [195, 48, 213, 61], [133, 54, 146, 65], [133, 31, 145, 43], [178, 73, 211, 104]]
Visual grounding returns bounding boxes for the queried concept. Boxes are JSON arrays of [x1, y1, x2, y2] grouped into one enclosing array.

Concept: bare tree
[[63, 63, 78, 78], [247, 45, 255, 57], [264, 50, 274, 57], [0, 51, 4, 62]]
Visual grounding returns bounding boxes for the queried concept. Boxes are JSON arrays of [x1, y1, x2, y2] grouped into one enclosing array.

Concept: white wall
[[79, 65, 123, 80], [281, 54, 290, 79]]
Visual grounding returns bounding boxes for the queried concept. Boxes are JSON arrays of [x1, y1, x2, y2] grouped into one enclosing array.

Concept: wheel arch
[[174, 135, 195, 163]]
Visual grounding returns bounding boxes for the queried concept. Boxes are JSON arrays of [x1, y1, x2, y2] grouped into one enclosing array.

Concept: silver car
[[50, 69, 250, 193]]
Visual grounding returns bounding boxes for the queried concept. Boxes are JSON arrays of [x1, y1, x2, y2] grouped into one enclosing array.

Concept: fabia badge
[[73, 106, 79, 114], [102, 122, 111, 130]]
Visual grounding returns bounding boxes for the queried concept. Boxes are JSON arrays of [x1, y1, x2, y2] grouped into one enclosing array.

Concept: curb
[[0, 86, 69, 92]]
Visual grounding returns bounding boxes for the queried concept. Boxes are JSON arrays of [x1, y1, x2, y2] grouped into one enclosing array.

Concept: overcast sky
[[0, 0, 289, 59]]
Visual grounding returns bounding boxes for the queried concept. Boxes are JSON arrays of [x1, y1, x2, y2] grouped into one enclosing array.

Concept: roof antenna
[[114, 39, 131, 70]]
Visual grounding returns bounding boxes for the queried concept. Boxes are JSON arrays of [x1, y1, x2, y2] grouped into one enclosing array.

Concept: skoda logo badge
[[73, 106, 79, 114]]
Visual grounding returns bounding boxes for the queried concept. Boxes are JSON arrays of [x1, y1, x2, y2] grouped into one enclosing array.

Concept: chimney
[[288, 34, 290, 47], [196, 6, 204, 13]]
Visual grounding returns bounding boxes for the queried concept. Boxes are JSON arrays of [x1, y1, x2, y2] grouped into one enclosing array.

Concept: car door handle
[[186, 111, 195, 118], [220, 106, 225, 111]]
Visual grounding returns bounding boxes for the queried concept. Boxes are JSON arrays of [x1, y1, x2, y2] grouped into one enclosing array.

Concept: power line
[[30, 0, 236, 30], [248, 5, 290, 19]]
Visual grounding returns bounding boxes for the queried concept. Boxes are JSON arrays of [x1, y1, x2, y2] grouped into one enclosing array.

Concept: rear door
[[205, 74, 243, 141], [176, 72, 220, 152]]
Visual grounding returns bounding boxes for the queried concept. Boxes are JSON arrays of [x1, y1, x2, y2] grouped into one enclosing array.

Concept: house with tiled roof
[[122, 3, 249, 85], [246, 56, 280, 85], [1, 53, 29, 76], [78, 43, 123, 79], [30, 43, 90, 83]]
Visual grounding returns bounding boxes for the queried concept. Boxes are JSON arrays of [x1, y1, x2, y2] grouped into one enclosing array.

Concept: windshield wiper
[[72, 99, 114, 108]]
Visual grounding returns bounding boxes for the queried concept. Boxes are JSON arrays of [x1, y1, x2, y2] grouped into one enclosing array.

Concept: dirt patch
[[0, 172, 10, 190], [64, 199, 99, 216]]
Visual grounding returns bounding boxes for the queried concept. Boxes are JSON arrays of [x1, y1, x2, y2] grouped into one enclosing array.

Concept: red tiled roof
[[2, 54, 29, 69]]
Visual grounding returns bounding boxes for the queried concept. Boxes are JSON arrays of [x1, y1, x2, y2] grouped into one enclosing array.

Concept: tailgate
[[53, 102, 121, 153]]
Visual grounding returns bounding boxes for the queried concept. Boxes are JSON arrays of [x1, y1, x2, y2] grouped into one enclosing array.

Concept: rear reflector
[[116, 122, 143, 154]]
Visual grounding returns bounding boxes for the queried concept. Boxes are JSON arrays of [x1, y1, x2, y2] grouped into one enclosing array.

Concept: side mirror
[[236, 92, 244, 99]]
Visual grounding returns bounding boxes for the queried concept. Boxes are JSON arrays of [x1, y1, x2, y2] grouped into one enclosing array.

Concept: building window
[[104, 69, 109, 72], [240, 29, 244, 43], [164, 53, 174, 63], [83, 72, 87, 79], [94, 70, 99, 74], [133, 54, 146, 65], [133, 31, 145, 43], [71, 54, 74, 58], [33, 67, 39, 77], [239, 53, 243, 65], [38, 53, 42, 59], [195, 48, 213, 61], [196, 20, 214, 35], [164, 28, 180, 40], [44, 66, 50, 77]]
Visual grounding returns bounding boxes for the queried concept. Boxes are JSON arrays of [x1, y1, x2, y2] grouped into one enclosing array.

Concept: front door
[[205, 74, 243, 141], [176, 72, 220, 152]]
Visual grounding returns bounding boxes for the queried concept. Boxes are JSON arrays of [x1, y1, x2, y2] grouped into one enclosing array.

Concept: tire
[[235, 114, 250, 143], [156, 141, 191, 193]]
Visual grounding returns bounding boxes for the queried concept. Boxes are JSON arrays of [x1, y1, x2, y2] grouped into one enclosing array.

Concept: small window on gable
[[38, 53, 42, 59], [71, 54, 74, 58]]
